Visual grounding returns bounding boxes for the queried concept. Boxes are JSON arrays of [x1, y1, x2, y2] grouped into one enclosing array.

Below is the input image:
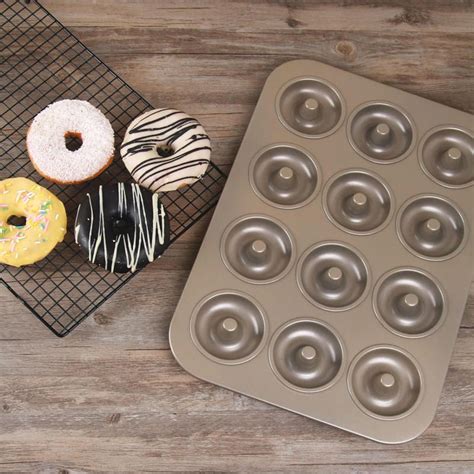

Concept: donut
[[75, 183, 170, 273], [0, 177, 67, 267], [27, 99, 114, 184], [120, 108, 211, 192]]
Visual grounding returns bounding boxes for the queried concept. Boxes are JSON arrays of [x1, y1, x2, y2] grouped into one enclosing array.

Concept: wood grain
[[1, 0, 473, 472]]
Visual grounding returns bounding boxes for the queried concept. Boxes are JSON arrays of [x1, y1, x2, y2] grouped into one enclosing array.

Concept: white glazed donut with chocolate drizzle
[[74, 183, 170, 273], [120, 108, 211, 192]]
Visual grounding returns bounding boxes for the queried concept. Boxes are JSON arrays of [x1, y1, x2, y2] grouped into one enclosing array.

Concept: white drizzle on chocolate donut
[[75, 183, 169, 273], [120, 108, 211, 192]]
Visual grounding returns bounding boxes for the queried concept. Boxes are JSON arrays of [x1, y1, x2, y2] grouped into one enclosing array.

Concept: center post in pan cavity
[[251, 239, 267, 254], [299, 97, 320, 121], [370, 122, 391, 146], [222, 317, 239, 333]]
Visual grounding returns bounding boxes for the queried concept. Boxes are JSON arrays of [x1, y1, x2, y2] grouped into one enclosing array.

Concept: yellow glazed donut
[[0, 177, 67, 267]]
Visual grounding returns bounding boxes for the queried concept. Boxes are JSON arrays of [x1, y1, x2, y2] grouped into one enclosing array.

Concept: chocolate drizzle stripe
[[121, 108, 211, 192], [131, 147, 212, 176], [143, 159, 211, 186]]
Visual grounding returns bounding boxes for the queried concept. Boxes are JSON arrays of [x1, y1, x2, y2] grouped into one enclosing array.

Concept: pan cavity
[[324, 170, 393, 234], [397, 195, 467, 261], [348, 346, 423, 419], [348, 102, 415, 163], [191, 291, 267, 364], [221, 215, 295, 284], [297, 242, 369, 311], [374, 268, 446, 337], [270, 319, 344, 392], [250, 145, 320, 208], [419, 126, 473, 188], [277, 78, 344, 138]]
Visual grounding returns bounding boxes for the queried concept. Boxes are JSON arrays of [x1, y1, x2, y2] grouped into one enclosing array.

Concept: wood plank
[[0, 325, 472, 470], [40, 0, 474, 33], [102, 45, 472, 108], [1, 0, 473, 471]]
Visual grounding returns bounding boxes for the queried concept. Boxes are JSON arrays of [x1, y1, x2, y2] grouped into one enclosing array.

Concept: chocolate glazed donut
[[75, 183, 170, 273]]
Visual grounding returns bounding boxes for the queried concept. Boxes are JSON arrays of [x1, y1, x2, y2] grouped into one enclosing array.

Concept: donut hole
[[111, 216, 135, 236], [7, 215, 26, 227], [65, 131, 83, 151], [155, 143, 174, 158]]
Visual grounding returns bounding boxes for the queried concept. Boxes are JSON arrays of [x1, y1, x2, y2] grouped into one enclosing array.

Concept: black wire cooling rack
[[0, 0, 227, 336]]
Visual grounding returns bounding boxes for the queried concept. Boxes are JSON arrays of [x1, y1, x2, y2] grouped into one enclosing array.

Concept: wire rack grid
[[0, 0, 226, 336]]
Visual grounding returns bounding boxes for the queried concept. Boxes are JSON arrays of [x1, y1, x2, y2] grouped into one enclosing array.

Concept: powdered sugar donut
[[27, 100, 114, 184], [120, 108, 211, 192]]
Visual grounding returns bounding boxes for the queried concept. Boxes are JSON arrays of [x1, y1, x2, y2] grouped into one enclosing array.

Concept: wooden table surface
[[1, 1, 473, 472]]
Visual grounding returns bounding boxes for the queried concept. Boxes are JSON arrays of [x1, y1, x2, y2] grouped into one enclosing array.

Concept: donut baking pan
[[169, 59, 473, 443], [0, 0, 226, 336]]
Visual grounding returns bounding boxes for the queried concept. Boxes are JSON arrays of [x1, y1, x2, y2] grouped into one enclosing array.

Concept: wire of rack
[[0, 0, 227, 336]]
